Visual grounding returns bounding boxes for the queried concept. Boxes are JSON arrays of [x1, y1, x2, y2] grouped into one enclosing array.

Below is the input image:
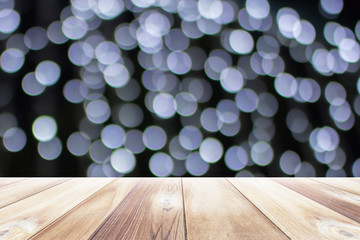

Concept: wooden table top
[[0, 178, 360, 239]]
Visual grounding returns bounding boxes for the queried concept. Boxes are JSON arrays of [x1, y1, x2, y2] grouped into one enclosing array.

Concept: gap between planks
[[2, 178, 360, 240], [0, 178, 113, 239], [0, 178, 70, 210], [30, 178, 185, 240], [229, 178, 360, 239], [29, 179, 117, 239], [274, 178, 360, 224], [180, 178, 188, 240], [225, 178, 291, 240], [182, 178, 289, 239]]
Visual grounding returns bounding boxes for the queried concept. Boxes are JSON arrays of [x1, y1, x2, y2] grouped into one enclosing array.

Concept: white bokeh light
[[35, 60, 61, 86], [320, 0, 343, 15], [251, 141, 273, 166], [274, 73, 298, 98], [229, 30, 254, 54], [339, 38, 360, 63], [153, 93, 176, 119], [110, 148, 136, 174], [101, 124, 126, 149], [246, 0, 270, 20], [199, 137, 223, 163], [0, 9, 20, 34], [0, 48, 24, 73], [198, 0, 223, 20], [32, 116, 57, 142], [225, 146, 248, 171], [62, 16, 88, 40], [179, 126, 203, 150], [220, 67, 244, 93], [104, 63, 130, 88]]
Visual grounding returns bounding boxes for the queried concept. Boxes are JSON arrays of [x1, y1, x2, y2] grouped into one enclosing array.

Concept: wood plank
[[0, 178, 68, 209], [0, 178, 25, 187], [183, 178, 289, 240], [89, 178, 185, 240], [229, 178, 360, 240], [31, 178, 140, 240], [274, 178, 360, 224], [314, 178, 360, 195], [0, 178, 112, 240]]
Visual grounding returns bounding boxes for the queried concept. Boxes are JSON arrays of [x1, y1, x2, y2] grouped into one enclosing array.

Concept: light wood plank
[[0, 178, 112, 240], [31, 178, 140, 240], [0, 178, 68, 209], [275, 178, 360, 224], [314, 178, 360, 195], [229, 178, 360, 240], [0, 178, 25, 187], [183, 178, 289, 240], [89, 178, 185, 240]]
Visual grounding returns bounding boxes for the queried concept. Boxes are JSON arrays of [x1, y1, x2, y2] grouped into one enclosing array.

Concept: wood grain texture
[[314, 178, 360, 195], [0, 178, 111, 240], [89, 178, 185, 240], [182, 178, 289, 240], [0, 178, 68, 209], [31, 178, 140, 240], [0, 178, 360, 240], [229, 178, 360, 240], [0, 178, 25, 187], [275, 178, 360, 224]]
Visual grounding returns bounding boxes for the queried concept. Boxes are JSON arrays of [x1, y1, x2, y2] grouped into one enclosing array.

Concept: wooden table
[[0, 178, 360, 239]]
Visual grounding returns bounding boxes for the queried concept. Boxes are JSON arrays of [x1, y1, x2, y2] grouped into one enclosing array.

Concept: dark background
[[0, 0, 359, 177]]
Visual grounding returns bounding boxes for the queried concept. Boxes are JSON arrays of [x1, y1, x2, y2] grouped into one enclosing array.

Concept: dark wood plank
[[183, 178, 289, 240], [229, 178, 360, 239], [275, 178, 360, 224], [89, 178, 185, 240], [31, 178, 140, 240]]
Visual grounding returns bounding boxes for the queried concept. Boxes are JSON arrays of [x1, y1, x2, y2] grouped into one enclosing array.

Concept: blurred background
[[0, 0, 360, 177]]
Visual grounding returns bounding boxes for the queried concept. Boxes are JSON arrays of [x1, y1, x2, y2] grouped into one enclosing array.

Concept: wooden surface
[[0, 178, 359, 239]]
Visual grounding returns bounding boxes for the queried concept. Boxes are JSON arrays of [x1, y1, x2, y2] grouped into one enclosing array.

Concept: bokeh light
[[143, 126, 167, 151], [67, 132, 91, 156], [186, 152, 209, 176], [3, 127, 26, 152], [0, 9, 20, 34], [149, 152, 174, 177], [225, 146, 248, 171], [1, 0, 360, 177], [38, 137, 62, 160], [101, 124, 125, 149], [35, 60, 61, 86], [279, 150, 301, 175], [0, 48, 24, 73], [199, 138, 223, 163], [251, 141, 273, 166], [110, 148, 136, 174], [32, 116, 58, 142], [24, 27, 48, 50]]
